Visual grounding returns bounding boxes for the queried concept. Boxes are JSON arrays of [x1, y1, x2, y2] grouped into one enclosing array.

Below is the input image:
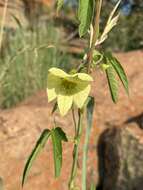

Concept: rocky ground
[[0, 50, 143, 190]]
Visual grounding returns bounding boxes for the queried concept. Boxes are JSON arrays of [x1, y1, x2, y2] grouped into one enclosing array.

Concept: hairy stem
[[69, 109, 83, 190]]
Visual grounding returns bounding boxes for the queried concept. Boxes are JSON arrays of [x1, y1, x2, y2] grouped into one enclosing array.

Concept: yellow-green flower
[[47, 67, 93, 116]]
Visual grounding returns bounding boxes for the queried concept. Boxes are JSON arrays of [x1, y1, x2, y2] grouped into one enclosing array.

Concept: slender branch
[[68, 109, 83, 190], [87, 0, 102, 73], [72, 108, 77, 134], [69, 1, 103, 189], [0, 0, 8, 51], [92, 0, 102, 48]]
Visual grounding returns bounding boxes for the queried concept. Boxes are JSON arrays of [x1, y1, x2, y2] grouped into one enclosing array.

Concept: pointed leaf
[[106, 63, 119, 103], [51, 127, 68, 177], [22, 129, 51, 186], [82, 96, 95, 190], [107, 53, 129, 95], [96, 0, 121, 46], [108, 0, 121, 23], [78, 0, 94, 37]]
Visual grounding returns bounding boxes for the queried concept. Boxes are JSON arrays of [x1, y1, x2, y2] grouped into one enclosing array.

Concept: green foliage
[[51, 127, 68, 177], [22, 129, 51, 186], [103, 52, 129, 103], [78, 0, 94, 37], [22, 126, 68, 185], [106, 62, 119, 103], [106, 53, 129, 94], [92, 48, 129, 104]]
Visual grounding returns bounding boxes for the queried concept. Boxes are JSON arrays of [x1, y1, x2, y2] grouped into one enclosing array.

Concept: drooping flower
[[47, 67, 93, 116]]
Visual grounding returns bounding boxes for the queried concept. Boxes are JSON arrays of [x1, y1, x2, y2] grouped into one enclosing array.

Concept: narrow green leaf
[[106, 63, 119, 103], [51, 127, 68, 177], [107, 53, 129, 95], [78, 0, 94, 37], [57, 0, 64, 11], [22, 129, 51, 186], [82, 96, 95, 190]]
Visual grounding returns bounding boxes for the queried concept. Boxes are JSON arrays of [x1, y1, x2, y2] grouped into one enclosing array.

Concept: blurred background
[[0, 0, 142, 108], [0, 1, 143, 190]]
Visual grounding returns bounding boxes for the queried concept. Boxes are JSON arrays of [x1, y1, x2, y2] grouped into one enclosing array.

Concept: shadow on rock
[[96, 124, 143, 190], [125, 113, 143, 129]]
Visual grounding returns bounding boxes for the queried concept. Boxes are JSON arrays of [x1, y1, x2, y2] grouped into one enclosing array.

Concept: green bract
[[47, 67, 93, 116]]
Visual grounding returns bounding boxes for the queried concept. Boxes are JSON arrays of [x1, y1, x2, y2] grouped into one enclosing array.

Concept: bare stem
[[92, 0, 102, 47], [87, 0, 102, 73], [72, 108, 77, 134], [69, 110, 83, 190]]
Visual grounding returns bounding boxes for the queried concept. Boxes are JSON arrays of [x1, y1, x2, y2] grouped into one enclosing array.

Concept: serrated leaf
[[51, 127, 68, 177], [78, 0, 94, 37], [106, 63, 119, 103], [57, 0, 64, 11], [22, 129, 51, 186], [82, 96, 95, 190], [107, 53, 129, 95]]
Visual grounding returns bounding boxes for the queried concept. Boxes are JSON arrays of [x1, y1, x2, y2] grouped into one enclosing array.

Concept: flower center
[[60, 79, 77, 95]]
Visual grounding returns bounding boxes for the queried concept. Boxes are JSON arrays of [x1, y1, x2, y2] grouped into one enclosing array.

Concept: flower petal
[[73, 84, 91, 108], [57, 95, 73, 116], [49, 67, 68, 78], [47, 73, 61, 89], [47, 88, 57, 102], [77, 73, 93, 81]]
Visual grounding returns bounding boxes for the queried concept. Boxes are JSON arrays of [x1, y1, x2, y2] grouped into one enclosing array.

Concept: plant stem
[[69, 109, 83, 190], [72, 108, 77, 134], [69, 1, 103, 189], [87, 0, 102, 73], [92, 0, 102, 48]]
